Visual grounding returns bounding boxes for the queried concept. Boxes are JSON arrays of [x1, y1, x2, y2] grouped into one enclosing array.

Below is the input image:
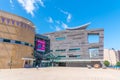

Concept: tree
[[116, 61, 120, 66], [104, 60, 110, 67]]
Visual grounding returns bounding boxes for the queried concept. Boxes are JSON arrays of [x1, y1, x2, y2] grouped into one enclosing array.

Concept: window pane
[[3, 39, 10, 43], [55, 37, 65, 41], [89, 48, 99, 58], [69, 48, 80, 51], [55, 49, 66, 52], [15, 41, 21, 44], [25, 43, 29, 46]]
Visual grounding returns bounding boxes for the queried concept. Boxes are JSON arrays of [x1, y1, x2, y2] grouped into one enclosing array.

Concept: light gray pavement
[[0, 67, 120, 80]]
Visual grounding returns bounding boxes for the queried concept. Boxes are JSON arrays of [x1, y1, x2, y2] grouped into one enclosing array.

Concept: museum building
[[44, 23, 104, 67]]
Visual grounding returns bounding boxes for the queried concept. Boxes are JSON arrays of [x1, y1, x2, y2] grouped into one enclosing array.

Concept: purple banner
[[1, 17, 5, 23], [36, 40, 46, 52], [16, 21, 19, 26], [12, 20, 15, 25], [7, 19, 10, 24]]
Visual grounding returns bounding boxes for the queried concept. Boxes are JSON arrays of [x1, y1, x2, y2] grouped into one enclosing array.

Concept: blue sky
[[0, 0, 120, 50]]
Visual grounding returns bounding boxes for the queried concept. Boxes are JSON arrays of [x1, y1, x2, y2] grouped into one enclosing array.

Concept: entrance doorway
[[22, 58, 35, 68], [58, 62, 66, 66]]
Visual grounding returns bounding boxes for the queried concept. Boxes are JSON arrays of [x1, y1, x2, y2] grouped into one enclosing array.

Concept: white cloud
[[17, 0, 45, 16], [10, 0, 14, 8], [67, 14, 72, 22], [48, 17, 54, 23], [60, 9, 72, 22], [55, 26, 61, 31], [60, 9, 68, 15], [38, 0, 45, 7], [17, 0, 35, 16], [55, 20, 60, 24], [61, 22, 68, 29], [46, 17, 68, 31]]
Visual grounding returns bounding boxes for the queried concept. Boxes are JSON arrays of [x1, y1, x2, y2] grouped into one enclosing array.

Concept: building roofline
[[66, 22, 91, 30], [43, 22, 104, 35], [43, 23, 91, 35]]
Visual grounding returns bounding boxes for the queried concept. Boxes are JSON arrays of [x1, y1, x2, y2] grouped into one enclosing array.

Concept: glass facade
[[89, 48, 99, 58], [34, 34, 50, 67]]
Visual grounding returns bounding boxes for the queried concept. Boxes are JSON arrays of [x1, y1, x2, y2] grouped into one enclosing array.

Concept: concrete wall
[[0, 11, 35, 68]]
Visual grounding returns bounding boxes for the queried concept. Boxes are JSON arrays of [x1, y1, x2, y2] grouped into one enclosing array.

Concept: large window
[[89, 48, 99, 58], [88, 34, 99, 43], [55, 37, 65, 41]]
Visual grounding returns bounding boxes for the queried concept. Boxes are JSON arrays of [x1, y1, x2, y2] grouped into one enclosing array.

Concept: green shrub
[[116, 61, 120, 66], [104, 60, 110, 67]]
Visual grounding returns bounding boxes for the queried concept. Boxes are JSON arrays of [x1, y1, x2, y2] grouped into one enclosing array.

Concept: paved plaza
[[0, 67, 120, 80]]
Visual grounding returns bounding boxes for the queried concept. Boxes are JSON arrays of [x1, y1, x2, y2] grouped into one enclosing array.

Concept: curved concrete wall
[[0, 11, 35, 68]]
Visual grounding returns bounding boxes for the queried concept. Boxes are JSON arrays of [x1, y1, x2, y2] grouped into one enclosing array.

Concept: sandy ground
[[0, 67, 120, 80]]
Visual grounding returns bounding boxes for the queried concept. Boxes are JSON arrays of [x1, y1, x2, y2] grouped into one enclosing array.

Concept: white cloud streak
[[55, 20, 60, 24], [60, 9, 72, 22], [48, 17, 54, 23], [10, 0, 14, 8], [61, 22, 69, 29], [55, 26, 61, 31], [46, 17, 69, 31], [67, 14, 72, 22], [38, 0, 45, 7], [17, 0, 45, 16]]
